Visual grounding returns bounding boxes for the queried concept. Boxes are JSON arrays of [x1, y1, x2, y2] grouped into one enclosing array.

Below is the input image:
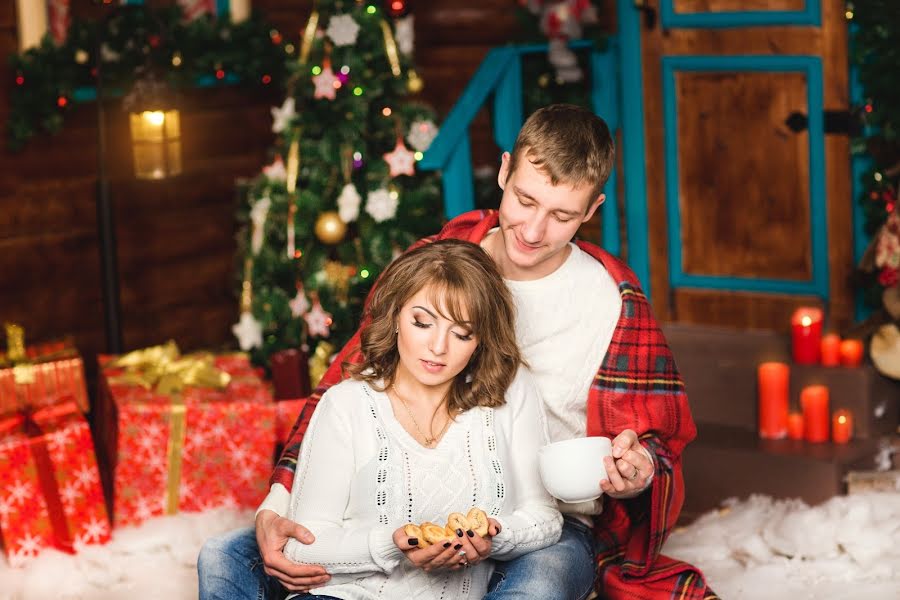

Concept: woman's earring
[[465, 372, 473, 384], [395, 326, 399, 334]]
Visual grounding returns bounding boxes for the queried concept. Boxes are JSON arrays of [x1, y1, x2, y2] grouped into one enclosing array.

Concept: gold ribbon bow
[[109, 341, 232, 513]]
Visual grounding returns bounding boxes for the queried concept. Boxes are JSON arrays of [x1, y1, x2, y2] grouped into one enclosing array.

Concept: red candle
[[757, 362, 789, 439], [787, 412, 804, 440], [839, 339, 864, 367], [832, 409, 853, 444], [791, 307, 823, 364], [800, 385, 830, 443], [820, 333, 841, 367]]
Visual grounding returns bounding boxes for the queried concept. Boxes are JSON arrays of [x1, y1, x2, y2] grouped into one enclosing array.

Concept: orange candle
[[791, 307, 823, 364], [820, 333, 841, 367], [839, 339, 863, 367], [832, 409, 853, 444], [757, 362, 789, 439], [800, 385, 830, 443], [787, 412, 804, 440]]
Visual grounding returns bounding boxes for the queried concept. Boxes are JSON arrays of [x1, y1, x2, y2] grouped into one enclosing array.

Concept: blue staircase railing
[[418, 39, 622, 258]]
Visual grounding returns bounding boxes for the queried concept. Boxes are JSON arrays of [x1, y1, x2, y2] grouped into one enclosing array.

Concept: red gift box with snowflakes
[[0, 400, 111, 567], [95, 346, 276, 527]]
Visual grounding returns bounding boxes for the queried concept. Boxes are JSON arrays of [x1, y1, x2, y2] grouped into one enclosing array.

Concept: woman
[[283, 239, 562, 599]]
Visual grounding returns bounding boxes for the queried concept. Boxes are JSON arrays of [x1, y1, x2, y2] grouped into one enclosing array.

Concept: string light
[[414, 151, 423, 161], [270, 30, 283, 45], [15, 75, 24, 85], [382, 107, 392, 116], [57, 96, 68, 107], [215, 69, 226, 80], [367, 5, 377, 14], [262, 74, 272, 84], [312, 65, 322, 75], [360, 269, 370, 279], [353, 86, 364, 96]]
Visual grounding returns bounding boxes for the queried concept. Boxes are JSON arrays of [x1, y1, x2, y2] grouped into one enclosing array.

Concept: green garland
[[7, 5, 288, 150], [850, 0, 900, 308]]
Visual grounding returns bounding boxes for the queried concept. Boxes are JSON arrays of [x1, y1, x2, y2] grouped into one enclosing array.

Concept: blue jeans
[[198, 526, 284, 600], [484, 516, 596, 600], [199, 518, 595, 600]]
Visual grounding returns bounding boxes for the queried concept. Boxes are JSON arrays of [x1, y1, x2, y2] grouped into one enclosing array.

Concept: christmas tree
[[850, 1, 900, 315], [233, 0, 443, 382]]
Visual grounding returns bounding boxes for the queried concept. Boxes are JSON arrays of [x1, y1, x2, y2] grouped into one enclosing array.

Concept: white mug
[[538, 436, 612, 503]]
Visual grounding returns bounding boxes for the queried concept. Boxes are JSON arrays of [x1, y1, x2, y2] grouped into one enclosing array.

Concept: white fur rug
[[1, 493, 898, 599]]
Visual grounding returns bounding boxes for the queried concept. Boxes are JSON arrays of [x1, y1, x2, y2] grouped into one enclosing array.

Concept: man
[[199, 104, 716, 599]]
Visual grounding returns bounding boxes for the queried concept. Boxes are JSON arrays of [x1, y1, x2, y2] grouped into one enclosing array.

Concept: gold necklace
[[391, 384, 451, 447]]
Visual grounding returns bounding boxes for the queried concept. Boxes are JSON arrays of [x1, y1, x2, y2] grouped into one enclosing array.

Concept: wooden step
[[663, 323, 899, 438], [680, 423, 880, 522]]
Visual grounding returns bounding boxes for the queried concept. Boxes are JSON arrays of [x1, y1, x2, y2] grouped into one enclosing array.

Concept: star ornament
[[312, 66, 339, 100], [263, 156, 287, 182], [383, 138, 416, 177], [304, 301, 333, 338], [232, 311, 263, 350], [290, 288, 311, 317], [270, 97, 296, 133]]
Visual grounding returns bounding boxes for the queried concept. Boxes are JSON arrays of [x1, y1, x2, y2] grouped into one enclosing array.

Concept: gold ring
[[629, 468, 639, 480]]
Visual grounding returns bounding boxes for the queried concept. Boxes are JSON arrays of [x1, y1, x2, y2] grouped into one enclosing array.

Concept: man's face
[[494, 152, 603, 280]]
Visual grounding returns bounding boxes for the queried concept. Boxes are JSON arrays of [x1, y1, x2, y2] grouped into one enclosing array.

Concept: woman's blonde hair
[[345, 239, 521, 412]]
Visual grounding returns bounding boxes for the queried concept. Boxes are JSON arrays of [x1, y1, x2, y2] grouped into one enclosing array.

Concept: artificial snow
[[1, 493, 898, 599]]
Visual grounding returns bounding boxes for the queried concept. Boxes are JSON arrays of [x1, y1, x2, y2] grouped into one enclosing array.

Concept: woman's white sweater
[[283, 368, 562, 600]]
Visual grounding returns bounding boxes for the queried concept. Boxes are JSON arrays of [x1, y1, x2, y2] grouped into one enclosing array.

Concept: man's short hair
[[507, 104, 615, 203]]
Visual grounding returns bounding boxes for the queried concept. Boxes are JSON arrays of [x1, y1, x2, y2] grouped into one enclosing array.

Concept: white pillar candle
[[16, 0, 49, 52], [230, 0, 250, 23]]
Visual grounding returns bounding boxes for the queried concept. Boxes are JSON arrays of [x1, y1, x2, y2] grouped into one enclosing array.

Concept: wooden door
[[637, 0, 853, 332]]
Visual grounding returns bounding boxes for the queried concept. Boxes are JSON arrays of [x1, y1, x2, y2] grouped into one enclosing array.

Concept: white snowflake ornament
[[232, 311, 263, 350], [250, 196, 271, 255], [337, 182, 362, 223], [263, 156, 287, 182], [290, 287, 311, 317], [312, 65, 339, 100], [395, 16, 415, 56], [407, 119, 438, 153], [271, 97, 296, 133], [304, 301, 333, 338], [383, 138, 416, 177], [326, 14, 360, 47], [366, 187, 399, 223]]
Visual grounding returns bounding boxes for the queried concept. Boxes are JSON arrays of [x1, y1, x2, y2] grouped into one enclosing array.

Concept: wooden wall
[[0, 1, 536, 384]]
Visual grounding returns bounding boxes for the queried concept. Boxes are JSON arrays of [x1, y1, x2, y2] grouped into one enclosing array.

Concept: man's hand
[[600, 429, 653, 498], [255, 509, 331, 593]]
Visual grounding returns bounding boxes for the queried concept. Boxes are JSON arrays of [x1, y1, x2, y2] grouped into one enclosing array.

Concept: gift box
[[95, 342, 276, 527], [0, 400, 111, 567], [0, 324, 87, 414]]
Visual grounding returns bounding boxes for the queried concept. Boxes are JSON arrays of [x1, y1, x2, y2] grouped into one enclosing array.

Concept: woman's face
[[395, 285, 479, 392]]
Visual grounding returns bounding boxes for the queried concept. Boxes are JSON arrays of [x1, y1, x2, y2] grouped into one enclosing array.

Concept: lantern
[[124, 74, 182, 179]]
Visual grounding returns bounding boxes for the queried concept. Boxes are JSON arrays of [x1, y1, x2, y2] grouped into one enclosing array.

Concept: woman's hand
[[448, 518, 500, 568], [392, 526, 478, 572]]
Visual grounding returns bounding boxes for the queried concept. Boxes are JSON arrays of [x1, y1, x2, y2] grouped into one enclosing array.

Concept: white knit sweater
[[282, 369, 562, 600]]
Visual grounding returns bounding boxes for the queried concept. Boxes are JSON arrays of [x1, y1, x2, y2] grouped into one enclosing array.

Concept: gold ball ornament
[[314, 211, 348, 244], [407, 69, 424, 94]]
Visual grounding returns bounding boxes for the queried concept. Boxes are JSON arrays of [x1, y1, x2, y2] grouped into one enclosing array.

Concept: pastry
[[403, 523, 427, 548], [467, 507, 489, 537]]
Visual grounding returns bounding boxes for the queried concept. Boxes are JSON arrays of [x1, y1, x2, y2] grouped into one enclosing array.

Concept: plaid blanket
[[272, 210, 717, 599]]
